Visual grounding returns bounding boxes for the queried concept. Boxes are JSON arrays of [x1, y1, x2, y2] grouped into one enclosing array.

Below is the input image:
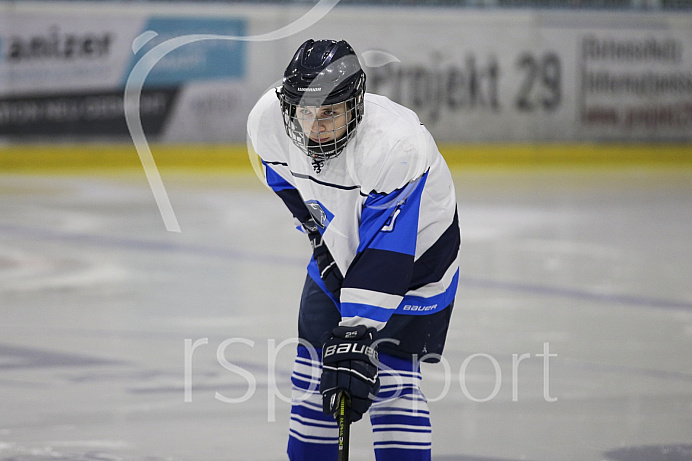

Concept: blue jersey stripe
[[358, 172, 428, 255], [340, 302, 397, 323], [398, 270, 459, 315], [336, 173, 428, 324], [263, 161, 293, 192], [342, 271, 457, 321]]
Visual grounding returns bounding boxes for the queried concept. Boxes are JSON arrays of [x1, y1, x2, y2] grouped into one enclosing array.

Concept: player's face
[[296, 102, 350, 143]]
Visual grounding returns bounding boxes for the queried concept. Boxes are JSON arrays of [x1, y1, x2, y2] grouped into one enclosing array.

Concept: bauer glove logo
[[323, 343, 378, 363]]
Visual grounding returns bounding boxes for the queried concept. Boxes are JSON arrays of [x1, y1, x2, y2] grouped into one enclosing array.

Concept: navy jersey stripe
[[276, 188, 311, 223], [410, 209, 460, 290], [264, 163, 311, 223], [343, 248, 414, 296]]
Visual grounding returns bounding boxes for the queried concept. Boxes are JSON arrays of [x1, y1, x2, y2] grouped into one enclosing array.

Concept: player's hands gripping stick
[[320, 325, 380, 422]]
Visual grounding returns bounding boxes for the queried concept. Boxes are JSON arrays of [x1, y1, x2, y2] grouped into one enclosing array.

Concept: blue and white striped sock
[[286, 346, 432, 461], [287, 346, 337, 461], [371, 353, 431, 461]]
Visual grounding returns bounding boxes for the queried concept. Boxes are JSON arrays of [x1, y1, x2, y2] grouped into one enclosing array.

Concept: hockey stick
[[337, 391, 351, 461]]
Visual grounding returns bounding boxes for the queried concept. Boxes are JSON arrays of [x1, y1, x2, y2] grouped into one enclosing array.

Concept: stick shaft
[[337, 392, 350, 461]]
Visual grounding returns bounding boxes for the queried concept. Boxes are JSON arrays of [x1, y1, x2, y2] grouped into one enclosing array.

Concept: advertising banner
[[0, 7, 247, 141], [316, 10, 692, 142], [577, 33, 692, 141], [1, 4, 690, 143]]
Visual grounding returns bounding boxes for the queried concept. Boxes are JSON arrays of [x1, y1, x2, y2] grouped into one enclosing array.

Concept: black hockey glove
[[320, 325, 380, 423], [303, 220, 343, 294]]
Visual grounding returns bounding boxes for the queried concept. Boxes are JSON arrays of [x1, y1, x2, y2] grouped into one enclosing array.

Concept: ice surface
[[1, 168, 691, 461]]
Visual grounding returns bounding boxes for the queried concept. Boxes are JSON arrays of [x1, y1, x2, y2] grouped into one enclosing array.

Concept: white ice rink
[[1, 166, 691, 461]]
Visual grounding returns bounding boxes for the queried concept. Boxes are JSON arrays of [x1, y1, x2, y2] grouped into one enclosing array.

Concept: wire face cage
[[279, 92, 364, 161]]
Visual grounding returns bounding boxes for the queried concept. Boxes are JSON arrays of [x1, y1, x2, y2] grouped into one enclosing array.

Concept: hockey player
[[246, 39, 460, 461]]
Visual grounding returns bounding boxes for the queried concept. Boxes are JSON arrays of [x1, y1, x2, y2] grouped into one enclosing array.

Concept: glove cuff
[[331, 325, 374, 340]]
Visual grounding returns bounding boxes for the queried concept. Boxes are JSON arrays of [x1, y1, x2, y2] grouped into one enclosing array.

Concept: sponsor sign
[[0, 9, 246, 140], [0, 5, 689, 143], [120, 16, 245, 86], [577, 34, 692, 140], [355, 12, 692, 142], [0, 88, 178, 137]]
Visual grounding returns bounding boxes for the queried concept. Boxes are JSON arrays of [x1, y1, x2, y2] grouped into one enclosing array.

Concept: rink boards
[[1, 143, 691, 171]]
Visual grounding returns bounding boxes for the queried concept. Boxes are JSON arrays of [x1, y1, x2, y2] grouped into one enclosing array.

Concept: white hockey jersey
[[247, 89, 460, 330]]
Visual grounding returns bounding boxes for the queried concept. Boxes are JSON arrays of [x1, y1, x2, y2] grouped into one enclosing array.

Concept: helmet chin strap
[[306, 137, 337, 157]]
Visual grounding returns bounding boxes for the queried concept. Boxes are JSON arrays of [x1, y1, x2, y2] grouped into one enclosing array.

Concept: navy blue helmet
[[277, 39, 366, 160]]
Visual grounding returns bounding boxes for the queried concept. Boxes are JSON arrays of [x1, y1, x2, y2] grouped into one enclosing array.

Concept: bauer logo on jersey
[[305, 200, 334, 229], [402, 303, 438, 312]]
